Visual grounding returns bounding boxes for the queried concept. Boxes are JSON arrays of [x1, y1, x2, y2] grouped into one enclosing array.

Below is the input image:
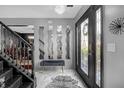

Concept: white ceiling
[[0, 5, 88, 18]]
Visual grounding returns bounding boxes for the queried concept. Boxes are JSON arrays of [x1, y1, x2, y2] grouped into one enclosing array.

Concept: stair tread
[[0, 68, 12, 77], [0, 61, 3, 71], [20, 82, 33, 88], [5, 75, 22, 88], [0, 54, 34, 82]]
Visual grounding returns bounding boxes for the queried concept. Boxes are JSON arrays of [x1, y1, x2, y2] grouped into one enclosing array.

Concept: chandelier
[[54, 5, 66, 15]]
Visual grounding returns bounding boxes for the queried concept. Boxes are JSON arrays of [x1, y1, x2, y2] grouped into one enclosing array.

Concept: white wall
[[103, 5, 124, 88], [8, 26, 34, 33], [74, 5, 90, 23], [0, 18, 75, 71]]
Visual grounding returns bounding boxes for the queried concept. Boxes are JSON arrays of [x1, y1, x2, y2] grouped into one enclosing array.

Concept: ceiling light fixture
[[55, 5, 66, 15]]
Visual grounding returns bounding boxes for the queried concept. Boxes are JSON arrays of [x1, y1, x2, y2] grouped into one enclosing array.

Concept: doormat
[[46, 75, 81, 88]]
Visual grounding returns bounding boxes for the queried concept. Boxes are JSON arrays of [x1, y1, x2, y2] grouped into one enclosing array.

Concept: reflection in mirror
[[57, 25, 62, 59], [66, 25, 70, 59], [48, 25, 54, 59], [39, 26, 44, 59], [81, 18, 89, 75]]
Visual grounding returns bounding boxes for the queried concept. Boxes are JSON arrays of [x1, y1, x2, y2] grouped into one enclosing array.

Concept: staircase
[[0, 21, 36, 88]]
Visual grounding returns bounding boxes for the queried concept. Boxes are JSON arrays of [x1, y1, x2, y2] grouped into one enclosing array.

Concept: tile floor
[[35, 69, 86, 88]]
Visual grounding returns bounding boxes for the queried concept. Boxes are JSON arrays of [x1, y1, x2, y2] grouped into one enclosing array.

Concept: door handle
[[88, 52, 92, 56], [88, 44, 92, 56]]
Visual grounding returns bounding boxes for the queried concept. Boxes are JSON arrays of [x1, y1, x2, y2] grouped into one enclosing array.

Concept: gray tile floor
[[35, 69, 86, 88]]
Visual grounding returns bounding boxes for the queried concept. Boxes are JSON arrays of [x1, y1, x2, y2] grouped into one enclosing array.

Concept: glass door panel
[[81, 18, 89, 75], [76, 6, 103, 88], [95, 8, 102, 87]]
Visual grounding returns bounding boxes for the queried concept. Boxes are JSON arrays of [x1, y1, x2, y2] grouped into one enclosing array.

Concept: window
[[95, 8, 102, 87]]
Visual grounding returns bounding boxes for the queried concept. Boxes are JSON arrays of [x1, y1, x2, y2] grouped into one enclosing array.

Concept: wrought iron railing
[[0, 21, 34, 78]]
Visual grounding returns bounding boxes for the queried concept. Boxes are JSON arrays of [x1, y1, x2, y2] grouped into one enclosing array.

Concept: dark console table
[[40, 60, 65, 72], [40, 60, 65, 66]]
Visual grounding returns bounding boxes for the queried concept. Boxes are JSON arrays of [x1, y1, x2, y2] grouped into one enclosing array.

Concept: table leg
[[62, 66, 63, 73]]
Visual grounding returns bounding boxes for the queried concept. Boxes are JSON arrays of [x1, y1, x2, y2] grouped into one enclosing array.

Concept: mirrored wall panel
[[39, 26, 44, 59], [57, 25, 62, 59], [48, 25, 54, 59], [66, 25, 70, 59]]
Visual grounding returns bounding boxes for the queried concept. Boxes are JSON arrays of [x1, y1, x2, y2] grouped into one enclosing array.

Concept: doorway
[[75, 5, 103, 88]]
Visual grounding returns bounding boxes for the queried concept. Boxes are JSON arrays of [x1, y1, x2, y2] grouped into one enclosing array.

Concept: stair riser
[[9, 76, 22, 88], [0, 69, 13, 81], [26, 85, 32, 88], [0, 61, 3, 72], [27, 83, 33, 88]]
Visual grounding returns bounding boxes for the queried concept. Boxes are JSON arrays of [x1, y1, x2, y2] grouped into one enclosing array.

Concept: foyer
[[0, 5, 124, 88]]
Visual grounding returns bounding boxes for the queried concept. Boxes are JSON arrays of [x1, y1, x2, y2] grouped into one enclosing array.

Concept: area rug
[[46, 75, 81, 88]]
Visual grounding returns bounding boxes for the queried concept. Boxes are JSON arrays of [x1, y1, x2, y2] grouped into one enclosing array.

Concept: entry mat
[[46, 75, 81, 88]]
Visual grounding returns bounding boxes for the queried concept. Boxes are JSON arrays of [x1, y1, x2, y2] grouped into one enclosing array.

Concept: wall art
[[109, 18, 124, 35]]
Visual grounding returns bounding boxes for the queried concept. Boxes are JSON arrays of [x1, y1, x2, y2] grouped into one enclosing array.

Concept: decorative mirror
[[66, 25, 71, 59], [57, 25, 62, 59], [109, 18, 124, 35]]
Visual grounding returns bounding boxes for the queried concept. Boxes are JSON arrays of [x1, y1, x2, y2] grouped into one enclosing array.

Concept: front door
[[75, 5, 103, 88]]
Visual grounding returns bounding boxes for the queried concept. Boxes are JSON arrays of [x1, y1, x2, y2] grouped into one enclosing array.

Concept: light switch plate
[[107, 43, 116, 52]]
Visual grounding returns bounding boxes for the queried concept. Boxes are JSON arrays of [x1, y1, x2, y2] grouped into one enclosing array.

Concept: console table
[[40, 60, 65, 72]]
